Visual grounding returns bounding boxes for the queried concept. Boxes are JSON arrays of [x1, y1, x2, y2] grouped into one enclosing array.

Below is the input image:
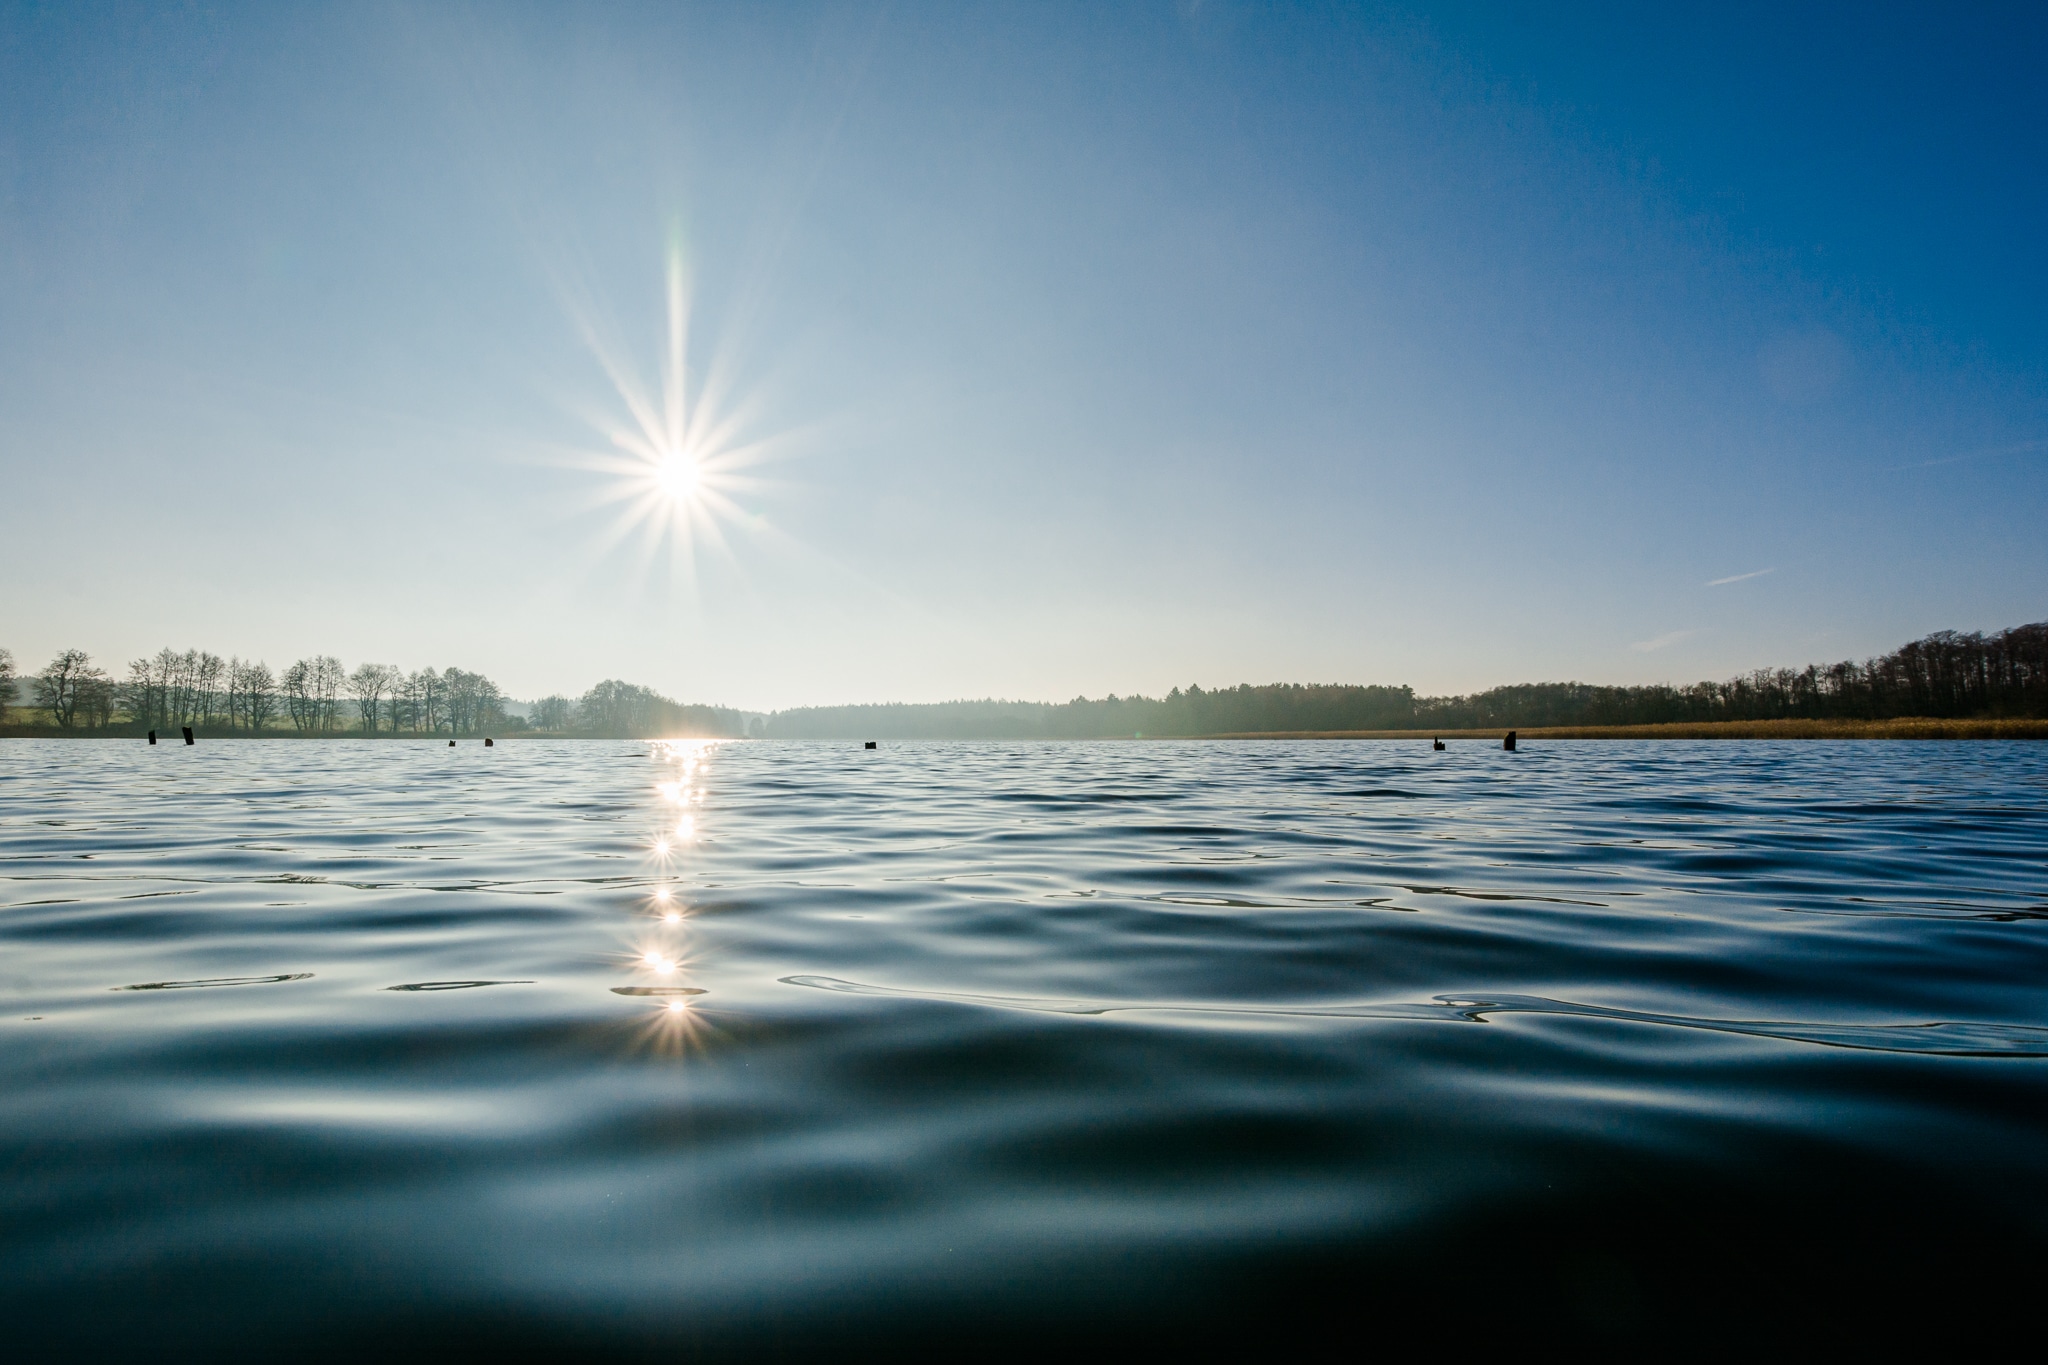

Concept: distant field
[[1199, 718, 2048, 740]]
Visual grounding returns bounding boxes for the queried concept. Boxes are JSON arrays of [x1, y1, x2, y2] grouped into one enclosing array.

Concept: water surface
[[5, 738, 2046, 1350]]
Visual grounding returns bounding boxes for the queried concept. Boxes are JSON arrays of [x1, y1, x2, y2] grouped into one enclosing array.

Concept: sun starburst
[[555, 240, 791, 588]]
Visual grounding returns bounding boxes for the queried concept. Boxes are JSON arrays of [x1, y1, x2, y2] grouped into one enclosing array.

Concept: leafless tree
[[0, 648, 15, 726], [313, 655, 345, 733], [379, 664, 403, 730], [441, 668, 489, 735], [79, 669, 118, 729], [151, 648, 194, 726], [281, 660, 317, 732], [225, 656, 248, 731], [123, 647, 223, 728], [195, 652, 226, 726], [240, 661, 277, 733], [169, 649, 195, 725], [390, 670, 418, 733], [36, 649, 95, 729], [125, 657, 161, 729], [410, 668, 445, 734], [348, 663, 399, 733]]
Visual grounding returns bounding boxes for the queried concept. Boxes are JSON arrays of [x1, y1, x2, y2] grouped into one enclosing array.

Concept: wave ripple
[[4, 736, 2048, 1349]]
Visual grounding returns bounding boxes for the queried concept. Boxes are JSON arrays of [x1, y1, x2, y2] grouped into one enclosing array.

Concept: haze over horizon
[[4, 2, 2044, 712]]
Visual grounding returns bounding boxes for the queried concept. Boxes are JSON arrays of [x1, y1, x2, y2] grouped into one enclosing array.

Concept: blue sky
[[3, 2, 2043, 708]]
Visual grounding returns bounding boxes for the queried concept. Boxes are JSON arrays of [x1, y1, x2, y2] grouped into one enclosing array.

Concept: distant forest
[[760, 619, 2048, 737], [2, 619, 2042, 739]]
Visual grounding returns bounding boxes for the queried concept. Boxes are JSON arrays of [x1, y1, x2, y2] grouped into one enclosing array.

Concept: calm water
[[5, 738, 2047, 1351]]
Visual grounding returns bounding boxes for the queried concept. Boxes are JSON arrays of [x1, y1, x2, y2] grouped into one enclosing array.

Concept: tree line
[[5, 619, 2043, 738], [1412, 620, 2048, 729], [761, 618, 2048, 737], [530, 680, 745, 739], [759, 685, 1419, 739], [1, 646, 512, 736], [0, 646, 747, 739]]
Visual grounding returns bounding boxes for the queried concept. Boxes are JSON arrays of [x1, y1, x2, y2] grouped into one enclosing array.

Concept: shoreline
[[1193, 718, 2048, 740], [4, 718, 2046, 741]]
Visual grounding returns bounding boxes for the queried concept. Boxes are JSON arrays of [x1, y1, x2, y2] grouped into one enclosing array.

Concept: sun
[[656, 452, 700, 503], [555, 237, 797, 587]]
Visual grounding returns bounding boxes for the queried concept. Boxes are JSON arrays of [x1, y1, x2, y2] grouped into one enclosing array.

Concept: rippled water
[[6, 738, 2047, 1351]]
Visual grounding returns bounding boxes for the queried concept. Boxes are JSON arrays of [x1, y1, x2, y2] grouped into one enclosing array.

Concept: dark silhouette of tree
[[281, 660, 319, 732], [79, 670, 118, 729], [36, 649, 98, 730], [349, 663, 399, 734], [11, 618, 2042, 737], [575, 679, 742, 738], [240, 661, 277, 733], [441, 668, 505, 736], [760, 621, 2048, 737], [226, 657, 275, 733]]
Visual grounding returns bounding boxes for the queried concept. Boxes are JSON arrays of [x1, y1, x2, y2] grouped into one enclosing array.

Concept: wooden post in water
[[864, 741, 877, 749], [484, 737, 494, 747], [148, 730, 157, 745], [182, 727, 194, 746], [1503, 730, 1517, 752]]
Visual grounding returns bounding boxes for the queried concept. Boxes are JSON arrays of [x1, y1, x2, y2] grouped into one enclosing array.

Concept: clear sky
[[3, 2, 2044, 709]]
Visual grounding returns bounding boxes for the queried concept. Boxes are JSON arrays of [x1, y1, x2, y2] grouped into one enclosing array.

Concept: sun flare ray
[[545, 240, 812, 594]]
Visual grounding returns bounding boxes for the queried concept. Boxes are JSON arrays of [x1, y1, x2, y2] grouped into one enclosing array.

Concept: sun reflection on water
[[617, 739, 726, 1057]]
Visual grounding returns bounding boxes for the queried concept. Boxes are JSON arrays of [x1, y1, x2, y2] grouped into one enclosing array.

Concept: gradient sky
[[3, 1, 2044, 709]]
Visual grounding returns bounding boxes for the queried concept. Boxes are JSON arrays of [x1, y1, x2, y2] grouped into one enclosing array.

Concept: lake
[[5, 737, 2046, 1352]]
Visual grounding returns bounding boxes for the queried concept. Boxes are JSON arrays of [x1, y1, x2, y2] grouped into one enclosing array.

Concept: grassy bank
[[1198, 718, 2048, 740]]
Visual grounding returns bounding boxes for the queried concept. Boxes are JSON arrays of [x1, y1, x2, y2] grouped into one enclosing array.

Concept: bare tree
[[443, 670, 506, 735], [172, 649, 196, 725], [226, 656, 257, 732], [444, 668, 479, 735], [437, 668, 509, 736], [79, 668, 118, 729], [348, 663, 398, 734], [36, 649, 94, 729], [241, 661, 277, 733], [225, 656, 247, 731], [577, 679, 671, 737], [129, 647, 220, 729], [195, 652, 226, 727], [0, 648, 14, 726], [281, 660, 316, 732], [411, 668, 445, 734], [313, 655, 345, 733], [125, 657, 161, 730], [390, 670, 418, 733], [378, 664, 402, 731], [151, 648, 193, 726]]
